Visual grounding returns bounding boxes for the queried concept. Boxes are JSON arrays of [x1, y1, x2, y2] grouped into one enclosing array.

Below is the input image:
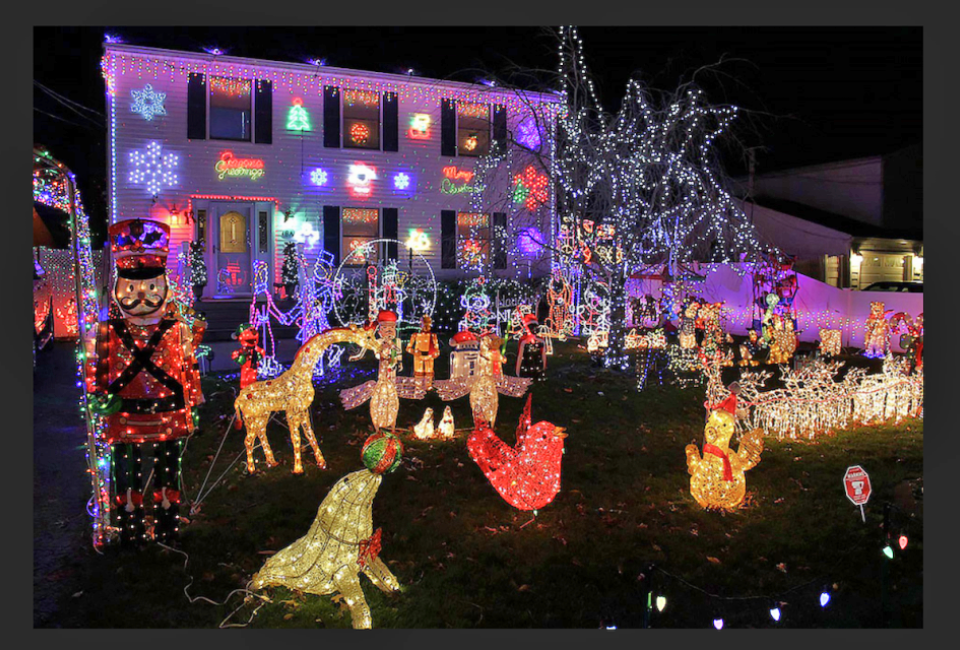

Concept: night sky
[[34, 26, 922, 242]]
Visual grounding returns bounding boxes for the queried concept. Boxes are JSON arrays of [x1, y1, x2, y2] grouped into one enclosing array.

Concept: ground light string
[[157, 542, 270, 628], [638, 500, 920, 627]]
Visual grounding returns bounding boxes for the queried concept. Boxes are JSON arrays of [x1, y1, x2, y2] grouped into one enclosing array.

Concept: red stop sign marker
[[844, 465, 872, 506]]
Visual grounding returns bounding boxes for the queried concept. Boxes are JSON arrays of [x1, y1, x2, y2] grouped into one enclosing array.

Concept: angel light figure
[[340, 310, 427, 431], [435, 332, 531, 427]]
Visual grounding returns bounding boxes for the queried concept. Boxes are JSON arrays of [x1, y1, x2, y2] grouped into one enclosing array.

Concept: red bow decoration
[[703, 444, 734, 482], [152, 489, 181, 504], [357, 528, 383, 568], [115, 491, 144, 507]]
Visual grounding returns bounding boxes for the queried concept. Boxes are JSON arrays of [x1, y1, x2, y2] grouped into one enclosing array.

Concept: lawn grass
[[42, 341, 923, 628]]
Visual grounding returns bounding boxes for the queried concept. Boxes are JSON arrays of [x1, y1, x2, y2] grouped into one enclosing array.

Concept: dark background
[[34, 26, 922, 244]]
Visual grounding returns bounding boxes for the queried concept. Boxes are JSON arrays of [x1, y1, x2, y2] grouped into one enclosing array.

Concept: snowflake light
[[310, 168, 329, 186], [128, 141, 178, 196], [130, 84, 166, 121], [393, 172, 411, 190]]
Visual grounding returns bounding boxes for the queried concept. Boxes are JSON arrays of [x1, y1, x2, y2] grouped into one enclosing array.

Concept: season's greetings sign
[[215, 151, 265, 181]]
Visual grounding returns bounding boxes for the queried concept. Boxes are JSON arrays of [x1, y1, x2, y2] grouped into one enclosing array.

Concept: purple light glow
[[518, 227, 545, 255]]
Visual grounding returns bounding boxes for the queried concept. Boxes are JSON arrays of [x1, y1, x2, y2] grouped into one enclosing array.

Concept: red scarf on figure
[[702, 444, 734, 481]]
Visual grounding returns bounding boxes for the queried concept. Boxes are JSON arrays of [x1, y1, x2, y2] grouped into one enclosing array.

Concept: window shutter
[[323, 86, 340, 148], [382, 92, 398, 152], [441, 210, 456, 269], [493, 212, 507, 269], [187, 73, 206, 140], [382, 208, 398, 260], [441, 98, 457, 157], [493, 104, 507, 150], [323, 205, 341, 266], [254, 79, 273, 144]]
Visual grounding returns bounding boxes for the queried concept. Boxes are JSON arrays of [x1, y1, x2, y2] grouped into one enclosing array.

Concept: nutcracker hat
[[377, 310, 398, 323], [109, 219, 170, 279]]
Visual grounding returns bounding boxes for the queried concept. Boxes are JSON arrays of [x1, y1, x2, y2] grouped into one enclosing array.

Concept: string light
[[129, 141, 179, 195], [130, 84, 166, 121], [252, 432, 403, 629], [819, 591, 831, 608], [235, 325, 381, 473]]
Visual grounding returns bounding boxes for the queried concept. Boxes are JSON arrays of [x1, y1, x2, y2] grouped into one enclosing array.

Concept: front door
[[211, 202, 253, 297]]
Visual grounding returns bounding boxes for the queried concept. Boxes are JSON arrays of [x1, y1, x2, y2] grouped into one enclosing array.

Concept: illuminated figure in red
[[85, 219, 205, 547], [231, 322, 265, 390], [516, 314, 546, 380]]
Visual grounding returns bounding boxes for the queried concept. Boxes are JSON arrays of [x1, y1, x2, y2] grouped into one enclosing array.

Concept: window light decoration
[[512, 165, 549, 211], [129, 141, 179, 195], [252, 432, 403, 629], [286, 96, 311, 131], [350, 122, 371, 145], [517, 115, 542, 150], [405, 228, 430, 252], [467, 395, 567, 512], [130, 84, 166, 121], [347, 163, 377, 197], [435, 333, 531, 428], [685, 407, 765, 511], [293, 220, 320, 249], [339, 312, 427, 431], [235, 325, 381, 474]]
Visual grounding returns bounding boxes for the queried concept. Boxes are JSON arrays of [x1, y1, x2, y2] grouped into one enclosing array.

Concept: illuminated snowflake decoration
[[517, 116, 541, 150], [311, 168, 329, 186], [128, 141, 179, 196], [130, 84, 167, 121], [294, 221, 320, 249], [393, 172, 410, 190]]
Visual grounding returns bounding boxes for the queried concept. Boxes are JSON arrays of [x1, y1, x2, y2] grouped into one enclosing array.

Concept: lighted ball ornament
[[252, 432, 403, 629], [467, 395, 567, 512], [235, 325, 381, 474], [685, 401, 764, 511]]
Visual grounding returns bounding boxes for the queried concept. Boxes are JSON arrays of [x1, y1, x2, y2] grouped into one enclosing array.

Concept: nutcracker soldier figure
[[516, 314, 547, 380], [232, 323, 265, 389], [85, 219, 204, 547], [406, 315, 440, 386]]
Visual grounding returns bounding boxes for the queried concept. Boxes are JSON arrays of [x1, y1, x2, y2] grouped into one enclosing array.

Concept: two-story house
[[101, 44, 560, 312]]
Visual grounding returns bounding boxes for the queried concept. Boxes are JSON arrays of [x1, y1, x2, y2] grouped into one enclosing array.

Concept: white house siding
[[103, 45, 558, 294]]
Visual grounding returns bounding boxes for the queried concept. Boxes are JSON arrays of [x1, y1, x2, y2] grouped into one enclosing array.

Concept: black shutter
[[187, 73, 206, 140], [323, 86, 340, 148], [493, 212, 507, 269], [441, 98, 457, 157], [382, 92, 398, 152], [382, 208, 398, 260], [254, 79, 273, 144], [441, 210, 457, 269], [493, 104, 507, 150], [323, 206, 341, 266]]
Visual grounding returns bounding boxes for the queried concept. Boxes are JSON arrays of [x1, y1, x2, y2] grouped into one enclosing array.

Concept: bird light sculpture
[[340, 311, 427, 431], [467, 395, 567, 512], [685, 403, 764, 511], [412, 407, 435, 440], [235, 324, 380, 474], [435, 332, 531, 427], [251, 431, 403, 629], [438, 406, 456, 438]]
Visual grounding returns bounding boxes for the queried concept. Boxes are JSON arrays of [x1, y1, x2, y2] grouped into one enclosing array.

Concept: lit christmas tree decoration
[[235, 325, 381, 473], [252, 432, 403, 629], [467, 396, 567, 512], [286, 96, 311, 131], [685, 406, 764, 511], [130, 83, 166, 121]]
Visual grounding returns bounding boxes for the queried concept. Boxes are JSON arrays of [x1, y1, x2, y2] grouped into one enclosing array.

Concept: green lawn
[[45, 341, 923, 628]]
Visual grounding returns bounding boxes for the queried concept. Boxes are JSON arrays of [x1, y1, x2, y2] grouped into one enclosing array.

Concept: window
[[343, 90, 380, 150], [342, 208, 380, 265], [457, 102, 490, 157], [457, 212, 490, 270], [219, 211, 248, 253], [209, 77, 252, 141]]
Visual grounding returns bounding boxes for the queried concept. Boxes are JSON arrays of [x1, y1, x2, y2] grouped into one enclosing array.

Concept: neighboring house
[[101, 44, 559, 304], [738, 145, 922, 289]]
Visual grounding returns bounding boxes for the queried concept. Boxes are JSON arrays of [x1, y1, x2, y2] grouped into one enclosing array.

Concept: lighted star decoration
[[130, 84, 167, 121], [128, 141, 179, 196], [394, 172, 410, 190], [294, 221, 320, 249]]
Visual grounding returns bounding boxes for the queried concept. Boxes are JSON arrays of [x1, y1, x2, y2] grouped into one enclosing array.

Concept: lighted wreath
[[350, 122, 370, 144]]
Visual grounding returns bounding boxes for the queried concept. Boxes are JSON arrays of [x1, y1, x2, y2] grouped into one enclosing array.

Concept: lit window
[[209, 77, 252, 141], [457, 212, 490, 269], [342, 208, 380, 265], [458, 102, 490, 157], [343, 90, 380, 150]]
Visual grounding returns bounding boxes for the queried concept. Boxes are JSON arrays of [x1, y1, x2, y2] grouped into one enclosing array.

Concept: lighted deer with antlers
[[235, 324, 381, 474]]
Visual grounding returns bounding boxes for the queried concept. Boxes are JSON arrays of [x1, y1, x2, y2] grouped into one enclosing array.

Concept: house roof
[[751, 196, 922, 241]]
